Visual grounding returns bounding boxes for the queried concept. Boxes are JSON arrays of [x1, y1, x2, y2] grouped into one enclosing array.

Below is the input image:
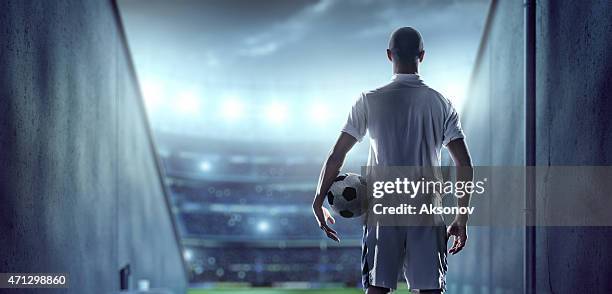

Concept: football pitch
[[188, 288, 362, 294]]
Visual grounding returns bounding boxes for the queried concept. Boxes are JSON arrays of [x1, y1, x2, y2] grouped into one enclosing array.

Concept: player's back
[[342, 74, 464, 167]]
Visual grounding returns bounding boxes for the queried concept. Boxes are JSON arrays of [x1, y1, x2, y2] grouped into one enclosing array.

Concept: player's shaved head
[[388, 27, 424, 64]]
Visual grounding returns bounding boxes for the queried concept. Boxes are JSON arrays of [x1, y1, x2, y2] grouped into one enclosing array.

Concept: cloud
[[311, 0, 333, 14], [240, 41, 280, 57], [354, 0, 487, 40], [238, 0, 334, 57]]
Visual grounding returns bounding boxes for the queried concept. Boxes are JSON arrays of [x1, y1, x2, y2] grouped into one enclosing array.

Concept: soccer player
[[312, 27, 473, 293]]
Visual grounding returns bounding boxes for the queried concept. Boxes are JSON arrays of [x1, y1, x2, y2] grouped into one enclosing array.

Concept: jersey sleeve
[[342, 93, 367, 142], [442, 102, 465, 146]]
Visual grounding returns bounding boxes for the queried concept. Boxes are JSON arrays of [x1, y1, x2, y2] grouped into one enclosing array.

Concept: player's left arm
[[312, 132, 357, 242], [446, 138, 473, 254]]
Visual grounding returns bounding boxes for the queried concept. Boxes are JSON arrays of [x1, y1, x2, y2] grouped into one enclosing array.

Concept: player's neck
[[393, 63, 419, 75]]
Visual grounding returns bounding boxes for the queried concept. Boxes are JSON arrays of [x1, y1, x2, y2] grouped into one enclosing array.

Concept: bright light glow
[[256, 220, 270, 232], [221, 98, 244, 121], [175, 90, 201, 115], [183, 249, 193, 261], [264, 102, 288, 124], [440, 82, 466, 112], [199, 161, 212, 172], [308, 101, 330, 123], [141, 80, 163, 111]]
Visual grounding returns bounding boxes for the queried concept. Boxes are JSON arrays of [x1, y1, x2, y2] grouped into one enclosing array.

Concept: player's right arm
[[312, 132, 357, 242]]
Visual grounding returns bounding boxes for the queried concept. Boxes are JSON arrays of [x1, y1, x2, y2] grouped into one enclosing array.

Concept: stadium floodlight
[[199, 161, 212, 172], [256, 220, 270, 232], [264, 101, 288, 124], [183, 249, 193, 261], [221, 98, 244, 121], [175, 90, 201, 115], [308, 101, 329, 123]]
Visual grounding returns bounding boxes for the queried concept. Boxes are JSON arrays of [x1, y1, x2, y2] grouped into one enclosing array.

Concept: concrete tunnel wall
[[453, 0, 612, 293], [534, 0, 612, 293], [0, 1, 187, 293], [445, 1, 525, 293]]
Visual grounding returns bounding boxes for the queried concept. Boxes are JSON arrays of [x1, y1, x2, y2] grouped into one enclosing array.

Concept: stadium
[[121, 1, 485, 290], [2, 1, 611, 294], [155, 101, 370, 292]]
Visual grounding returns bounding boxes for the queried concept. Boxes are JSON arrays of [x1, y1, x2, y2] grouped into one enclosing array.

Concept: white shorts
[[361, 224, 448, 291]]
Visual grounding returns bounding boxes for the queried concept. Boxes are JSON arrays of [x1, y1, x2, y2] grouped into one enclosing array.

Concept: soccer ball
[[327, 173, 367, 218]]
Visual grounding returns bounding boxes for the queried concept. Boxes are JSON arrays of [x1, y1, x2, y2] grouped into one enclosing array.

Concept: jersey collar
[[391, 73, 425, 86]]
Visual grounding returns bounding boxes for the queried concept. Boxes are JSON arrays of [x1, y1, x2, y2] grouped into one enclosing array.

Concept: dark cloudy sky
[[118, 0, 489, 140]]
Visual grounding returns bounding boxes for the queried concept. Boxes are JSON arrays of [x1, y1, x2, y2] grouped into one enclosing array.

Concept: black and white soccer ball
[[327, 173, 367, 218]]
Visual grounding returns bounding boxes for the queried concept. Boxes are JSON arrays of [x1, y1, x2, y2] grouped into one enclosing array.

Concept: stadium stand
[[157, 132, 366, 286]]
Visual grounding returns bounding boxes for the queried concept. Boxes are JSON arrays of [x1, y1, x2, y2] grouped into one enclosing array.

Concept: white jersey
[[342, 73, 464, 167], [349, 74, 463, 291]]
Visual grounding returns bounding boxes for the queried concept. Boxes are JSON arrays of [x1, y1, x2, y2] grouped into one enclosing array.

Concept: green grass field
[[188, 282, 413, 293], [188, 288, 362, 294]]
